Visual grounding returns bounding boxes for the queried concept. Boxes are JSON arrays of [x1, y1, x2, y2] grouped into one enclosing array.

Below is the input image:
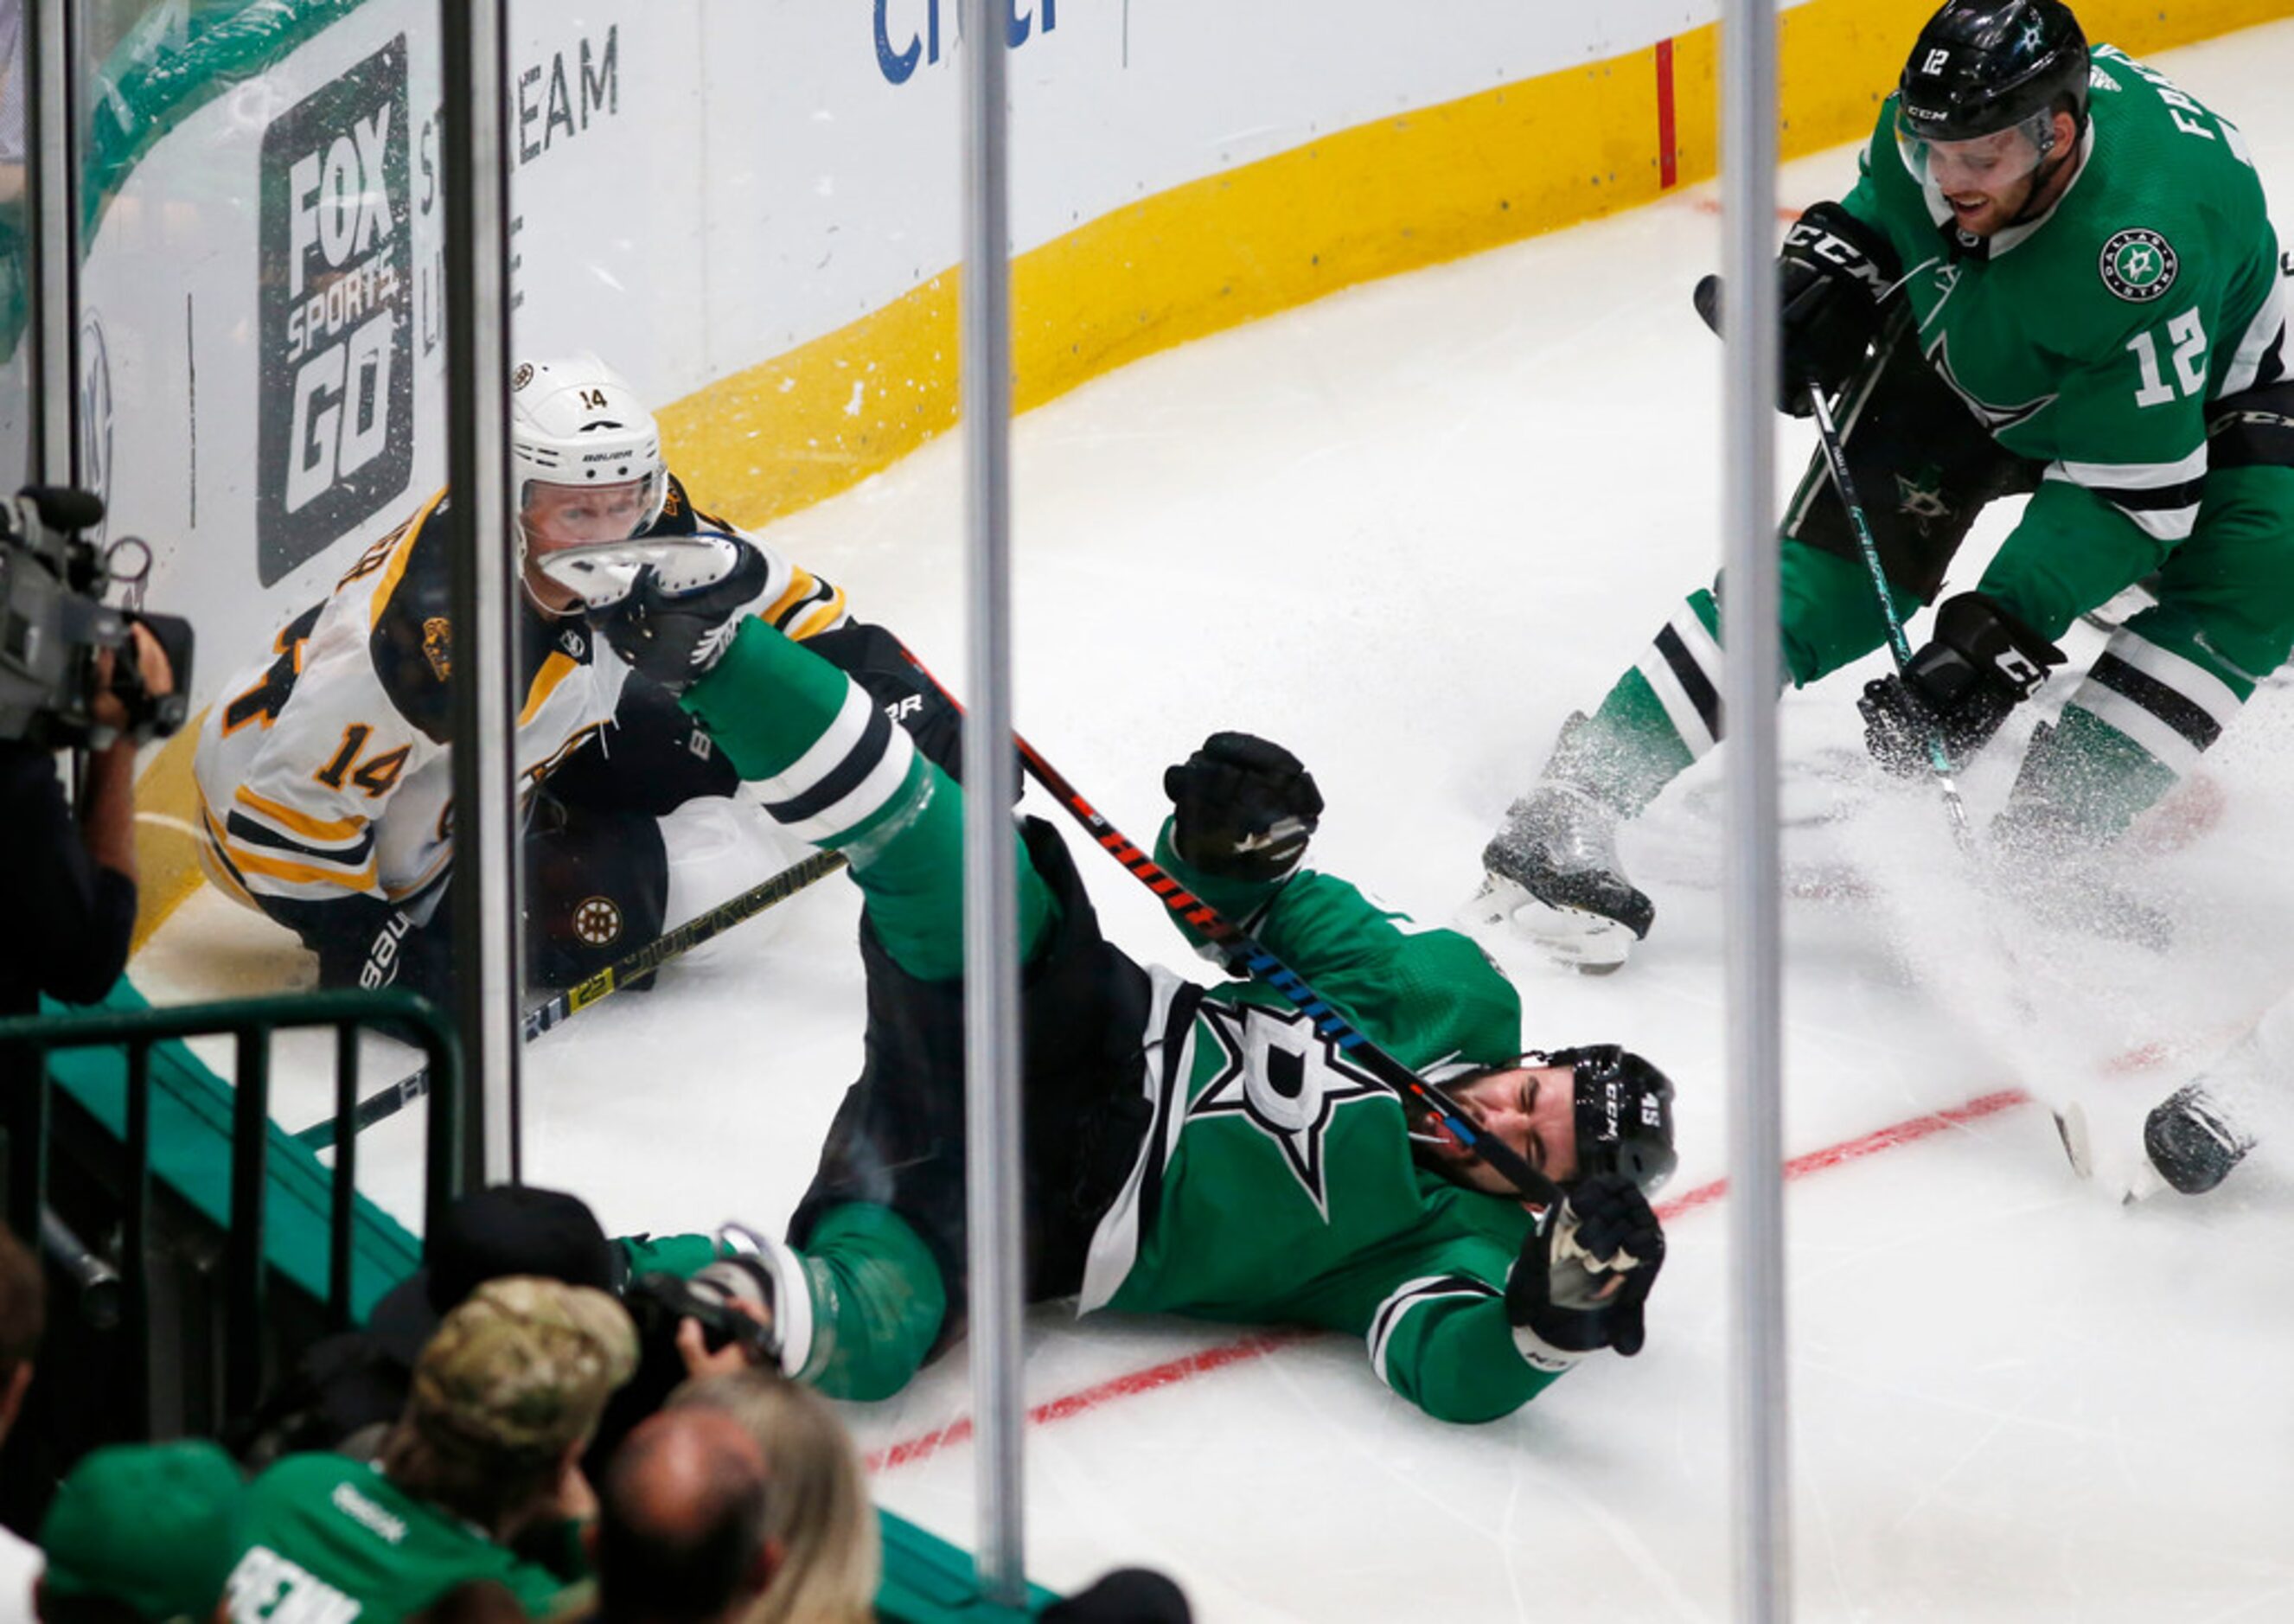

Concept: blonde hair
[[669, 1371, 879, 1624]]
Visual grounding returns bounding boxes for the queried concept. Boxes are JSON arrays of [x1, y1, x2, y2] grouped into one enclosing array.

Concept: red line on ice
[[867, 1086, 2037, 1474], [1657, 39, 1678, 190]]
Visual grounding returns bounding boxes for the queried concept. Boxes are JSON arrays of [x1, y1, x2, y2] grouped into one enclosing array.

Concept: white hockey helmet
[[508, 354, 668, 538]]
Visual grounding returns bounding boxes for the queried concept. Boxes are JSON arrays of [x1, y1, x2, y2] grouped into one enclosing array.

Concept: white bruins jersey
[[195, 476, 847, 917]]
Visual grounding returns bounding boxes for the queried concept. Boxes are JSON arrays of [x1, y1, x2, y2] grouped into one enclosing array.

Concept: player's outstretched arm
[[1288, 1217, 1645, 1424], [1505, 1173, 1666, 1371]]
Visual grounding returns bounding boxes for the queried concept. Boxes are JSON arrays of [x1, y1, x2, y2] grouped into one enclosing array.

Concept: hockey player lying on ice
[[563, 533, 1679, 1423]]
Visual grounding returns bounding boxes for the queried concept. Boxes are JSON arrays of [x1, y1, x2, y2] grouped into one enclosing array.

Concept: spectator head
[[0, 1220, 40, 1448], [668, 1370, 878, 1624], [368, 1184, 621, 1365], [382, 1275, 637, 1538], [35, 1439, 245, 1624], [593, 1408, 772, 1624], [1040, 1568, 1194, 1623]]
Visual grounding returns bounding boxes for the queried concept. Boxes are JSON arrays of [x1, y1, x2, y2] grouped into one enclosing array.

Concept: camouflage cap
[[40, 1439, 245, 1621], [408, 1275, 639, 1461]]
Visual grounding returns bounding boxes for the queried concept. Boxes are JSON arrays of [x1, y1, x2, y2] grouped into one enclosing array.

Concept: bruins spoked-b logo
[[572, 897, 624, 947], [257, 36, 414, 585], [2100, 228, 2178, 303]]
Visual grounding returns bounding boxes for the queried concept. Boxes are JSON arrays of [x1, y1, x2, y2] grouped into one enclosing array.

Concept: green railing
[[0, 987, 455, 1431]]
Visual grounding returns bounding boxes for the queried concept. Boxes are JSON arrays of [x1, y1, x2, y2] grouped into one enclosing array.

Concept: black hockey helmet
[[1540, 1044, 1679, 1194], [1898, 0, 2090, 146]]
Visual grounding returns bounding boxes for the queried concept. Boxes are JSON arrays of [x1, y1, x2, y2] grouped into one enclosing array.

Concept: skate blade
[[2054, 1102, 2095, 1180], [1458, 874, 1635, 974], [2119, 1160, 2169, 1205], [2054, 1100, 2173, 1202]]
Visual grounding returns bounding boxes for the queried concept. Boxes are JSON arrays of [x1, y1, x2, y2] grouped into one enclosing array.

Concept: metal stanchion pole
[[959, 0, 1026, 1604], [440, 0, 523, 1191], [1720, 1, 1792, 1619]]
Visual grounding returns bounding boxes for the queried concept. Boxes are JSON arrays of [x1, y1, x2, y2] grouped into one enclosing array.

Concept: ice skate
[[2143, 1082, 2252, 1195], [1986, 729, 2175, 952], [1470, 775, 1653, 976]]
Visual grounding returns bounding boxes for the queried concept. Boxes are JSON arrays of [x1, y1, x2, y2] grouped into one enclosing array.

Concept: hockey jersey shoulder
[[2037, 53, 2271, 323], [361, 489, 457, 743], [648, 471, 849, 639]]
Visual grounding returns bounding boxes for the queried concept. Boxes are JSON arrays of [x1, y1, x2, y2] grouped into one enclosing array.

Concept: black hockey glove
[[1858, 591, 2065, 777], [584, 536, 771, 694], [1163, 732, 1324, 884], [1504, 1173, 1665, 1371], [1693, 201, 1901, 416]]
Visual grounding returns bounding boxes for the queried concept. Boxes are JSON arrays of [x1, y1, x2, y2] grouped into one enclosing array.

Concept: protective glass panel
[[0, 6, 25, 491], [43, 1, 2291, 1616], [80, 2, 454, 1251]]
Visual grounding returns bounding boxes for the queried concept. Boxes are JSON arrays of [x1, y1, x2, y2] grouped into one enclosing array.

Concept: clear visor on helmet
[[516, 470, 668, 552], [1895, 105, 2059, 195]]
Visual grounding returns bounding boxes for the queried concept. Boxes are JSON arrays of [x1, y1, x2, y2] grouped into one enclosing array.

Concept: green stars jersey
[[1075, 827, 1566, 1424], [1842, 45, 2285, 563], [223, 1455, 579, 1621]]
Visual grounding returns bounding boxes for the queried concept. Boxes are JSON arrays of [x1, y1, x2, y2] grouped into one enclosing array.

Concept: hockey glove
[[1504, 1173, 1665, 1371], [583, 535, 771, 694], [1693, 201, 1901, 416], [1163, 732, 1324, 884], [1858, 591, 2065, 777]]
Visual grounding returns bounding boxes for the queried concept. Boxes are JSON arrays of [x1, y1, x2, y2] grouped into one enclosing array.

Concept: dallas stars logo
[[1926, 332, 2058, 434], [1895, 465, 1953, 534], [1189, 1002, 1389, 1218], [2099, 228, 2178, 303]]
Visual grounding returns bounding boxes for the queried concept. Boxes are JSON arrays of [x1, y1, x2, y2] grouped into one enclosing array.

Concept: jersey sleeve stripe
[[2048, 446, 2208, 489], [223, 845, 380, 894], [764, 572, 850, 640], [224, 809, 377, 869], [1366, 1275, 1500, 1389], [196, 814, 262, 910], [518, 649, 581, 728], [230, 786, 370, 845], [365, 489, 446, 631], [2043, 455, 2205, 541]]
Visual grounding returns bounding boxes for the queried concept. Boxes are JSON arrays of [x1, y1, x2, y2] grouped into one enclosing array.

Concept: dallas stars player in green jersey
[[563, 533, 1677, 1426], [1474, 0, 2294, 971]]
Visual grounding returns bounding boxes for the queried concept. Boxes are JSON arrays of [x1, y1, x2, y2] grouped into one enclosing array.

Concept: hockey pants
[[1560, 336, 2294, 841]]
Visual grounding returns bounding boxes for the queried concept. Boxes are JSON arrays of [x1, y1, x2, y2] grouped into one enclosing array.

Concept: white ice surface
[[138, 22, 2294, 1621]]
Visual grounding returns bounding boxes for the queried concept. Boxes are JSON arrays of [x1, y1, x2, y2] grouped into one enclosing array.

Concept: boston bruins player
[[572, 543, 1676, 1423], [1473, 0, 2294, 970], [194, 355, 950, 1004]]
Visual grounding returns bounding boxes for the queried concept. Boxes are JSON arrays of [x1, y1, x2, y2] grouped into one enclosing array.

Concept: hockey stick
[[293, 847, 848, 1149], [1805, 378, 1975, 851]]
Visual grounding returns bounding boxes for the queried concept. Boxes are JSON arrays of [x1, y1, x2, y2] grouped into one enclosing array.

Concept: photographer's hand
[[89, 621, 177, 734], [80, 624, 176, 879], [674, 1300, 773, 1380]]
